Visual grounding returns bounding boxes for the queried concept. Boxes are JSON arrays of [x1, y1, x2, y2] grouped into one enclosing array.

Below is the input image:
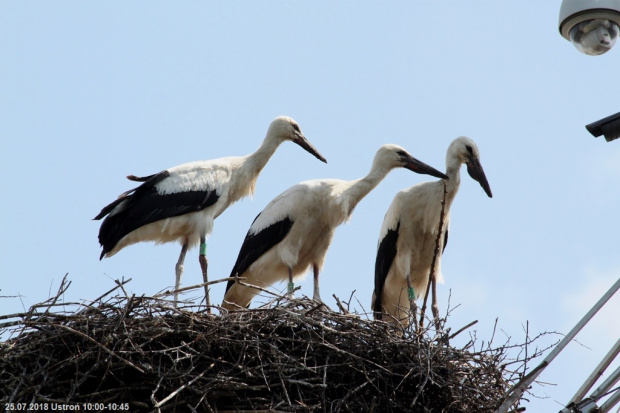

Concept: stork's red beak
[[293, 133, 327, 163], [404, 156, 449, 180], [466, 158, 492, 197]]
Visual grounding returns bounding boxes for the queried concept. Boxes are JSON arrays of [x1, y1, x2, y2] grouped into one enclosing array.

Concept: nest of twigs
[[0, 277, 533, 412]]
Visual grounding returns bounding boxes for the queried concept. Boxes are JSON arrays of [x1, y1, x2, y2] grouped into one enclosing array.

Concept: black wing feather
[[443, 229, 449, 253], [225, 215, 294, 293], [373, 221, 400, 318], [95, 170, 220, 258]]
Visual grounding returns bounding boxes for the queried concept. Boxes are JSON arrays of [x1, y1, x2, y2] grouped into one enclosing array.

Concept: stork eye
[[465, 145, 474, 157], [292, 123, 301, 133], [396, 150, 408, 158]]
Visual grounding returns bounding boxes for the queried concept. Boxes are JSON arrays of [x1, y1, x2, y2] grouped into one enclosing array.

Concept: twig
[[448, 320, 479, 341], [89, 277, 132, 305], [53, 324, 145, 374], [154, 367, 211, 408], [153, 276, 242, 299], [332, 294, 350, 315], [42, 274, 71, 316], [419, 180, 448, 330]]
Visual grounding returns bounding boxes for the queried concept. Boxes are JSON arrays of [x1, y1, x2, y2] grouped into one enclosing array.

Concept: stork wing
[[95, 170, 220, 258], [373, 220, 400, 316], [226, 214, 294, 293]]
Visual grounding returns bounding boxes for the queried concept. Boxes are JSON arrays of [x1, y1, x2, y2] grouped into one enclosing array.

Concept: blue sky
[[2, 2, 619, 410]]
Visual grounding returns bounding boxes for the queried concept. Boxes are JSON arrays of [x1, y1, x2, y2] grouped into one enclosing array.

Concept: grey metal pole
[[495, 277, 620, 413], [585, 365, 620, 410], [598, 387, 620, 413], [567, 338, 620, 406]]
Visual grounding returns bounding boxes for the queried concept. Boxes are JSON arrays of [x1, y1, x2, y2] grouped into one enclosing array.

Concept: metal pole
[[559, 367, 620, 413], [495, 277, 620, 413], [567, 338, 620, 406], [598, 387, 620, 413], [587, 365, 620, 406]]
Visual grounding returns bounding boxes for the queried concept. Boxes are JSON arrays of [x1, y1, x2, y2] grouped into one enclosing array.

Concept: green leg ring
[[408, 287, 416, 301]]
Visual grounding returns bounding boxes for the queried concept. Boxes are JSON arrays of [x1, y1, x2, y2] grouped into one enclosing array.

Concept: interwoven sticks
[[1, 278, 536, 412]]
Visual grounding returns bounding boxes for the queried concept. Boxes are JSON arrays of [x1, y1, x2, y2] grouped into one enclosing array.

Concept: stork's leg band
[[200, 243, 207, 256], [408, 287, 416, 301], [288, 282, 295, 294]]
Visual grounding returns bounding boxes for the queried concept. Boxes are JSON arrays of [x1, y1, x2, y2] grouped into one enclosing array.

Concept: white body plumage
[[238, 179, 357, 286], [222, 144, 449, 310], [95, 116, 326, 305], [106, 156, 255, 255], [372, 137, 492, 327]]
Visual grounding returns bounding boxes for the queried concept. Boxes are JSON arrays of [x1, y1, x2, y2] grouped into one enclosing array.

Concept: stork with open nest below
[[372, 136, 492, 330], [94, 116, 327, 308], [222, 144, 448, 310]]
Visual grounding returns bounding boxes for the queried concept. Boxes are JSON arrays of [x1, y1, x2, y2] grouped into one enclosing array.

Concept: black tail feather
[[127, 174, 156, 182], [93, 198, 125, 220]]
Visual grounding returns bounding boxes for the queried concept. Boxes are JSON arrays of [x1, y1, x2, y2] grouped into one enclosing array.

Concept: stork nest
[[0, 277, 539, 412]]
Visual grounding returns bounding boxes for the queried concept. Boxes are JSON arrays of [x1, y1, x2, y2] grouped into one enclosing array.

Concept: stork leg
[[312, 263, 322, 303], [199, 236, 211, 313], [406, 274, 419, 332], [174, 241, 189, 307], [287, 267, 295, 298]]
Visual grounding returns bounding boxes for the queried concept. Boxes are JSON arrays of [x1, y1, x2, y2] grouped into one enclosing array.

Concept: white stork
[[94, 116, 326, 307], [372, 137, 492, 328], [221, 144, 448, 310]]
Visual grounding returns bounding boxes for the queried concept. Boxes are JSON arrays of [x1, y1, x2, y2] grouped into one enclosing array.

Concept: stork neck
[[244, 135, 282, 176], [339, 162, 393, 215], [225, 135, 283, 205], [444, 160, 462, 205]]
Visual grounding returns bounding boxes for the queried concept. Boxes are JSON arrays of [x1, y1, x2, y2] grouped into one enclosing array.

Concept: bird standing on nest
[[372, 137, 492, 328], [94, 116, 327, 307], [222, 144, 448, 310]]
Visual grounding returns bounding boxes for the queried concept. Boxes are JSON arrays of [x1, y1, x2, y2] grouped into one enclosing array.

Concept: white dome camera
[[559, 0, 620, 55]]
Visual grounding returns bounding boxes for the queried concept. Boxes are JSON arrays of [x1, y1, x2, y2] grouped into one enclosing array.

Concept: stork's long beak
[[466, 158, 492, 198], [404, 156, 449, 180], [293, 133, 327, 163]]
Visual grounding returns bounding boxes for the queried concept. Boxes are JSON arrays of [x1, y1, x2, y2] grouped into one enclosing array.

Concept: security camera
[[559, 0, 620, 55], [585, 111, 620, 141]]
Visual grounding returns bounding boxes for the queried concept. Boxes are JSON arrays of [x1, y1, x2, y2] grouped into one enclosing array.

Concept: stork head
[[447, 137, 492, 198], [374, 144, 448, 179], [267, 116, 327, 163]]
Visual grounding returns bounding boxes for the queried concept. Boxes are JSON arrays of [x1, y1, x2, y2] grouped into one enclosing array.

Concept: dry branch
[[420, 180, 448, 330]]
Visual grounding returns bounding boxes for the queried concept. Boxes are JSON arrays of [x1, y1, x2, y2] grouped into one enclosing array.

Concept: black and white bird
[[94, 116, 326, 306], [221, 144, 448, 310], [372, 137, 492, 327]]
